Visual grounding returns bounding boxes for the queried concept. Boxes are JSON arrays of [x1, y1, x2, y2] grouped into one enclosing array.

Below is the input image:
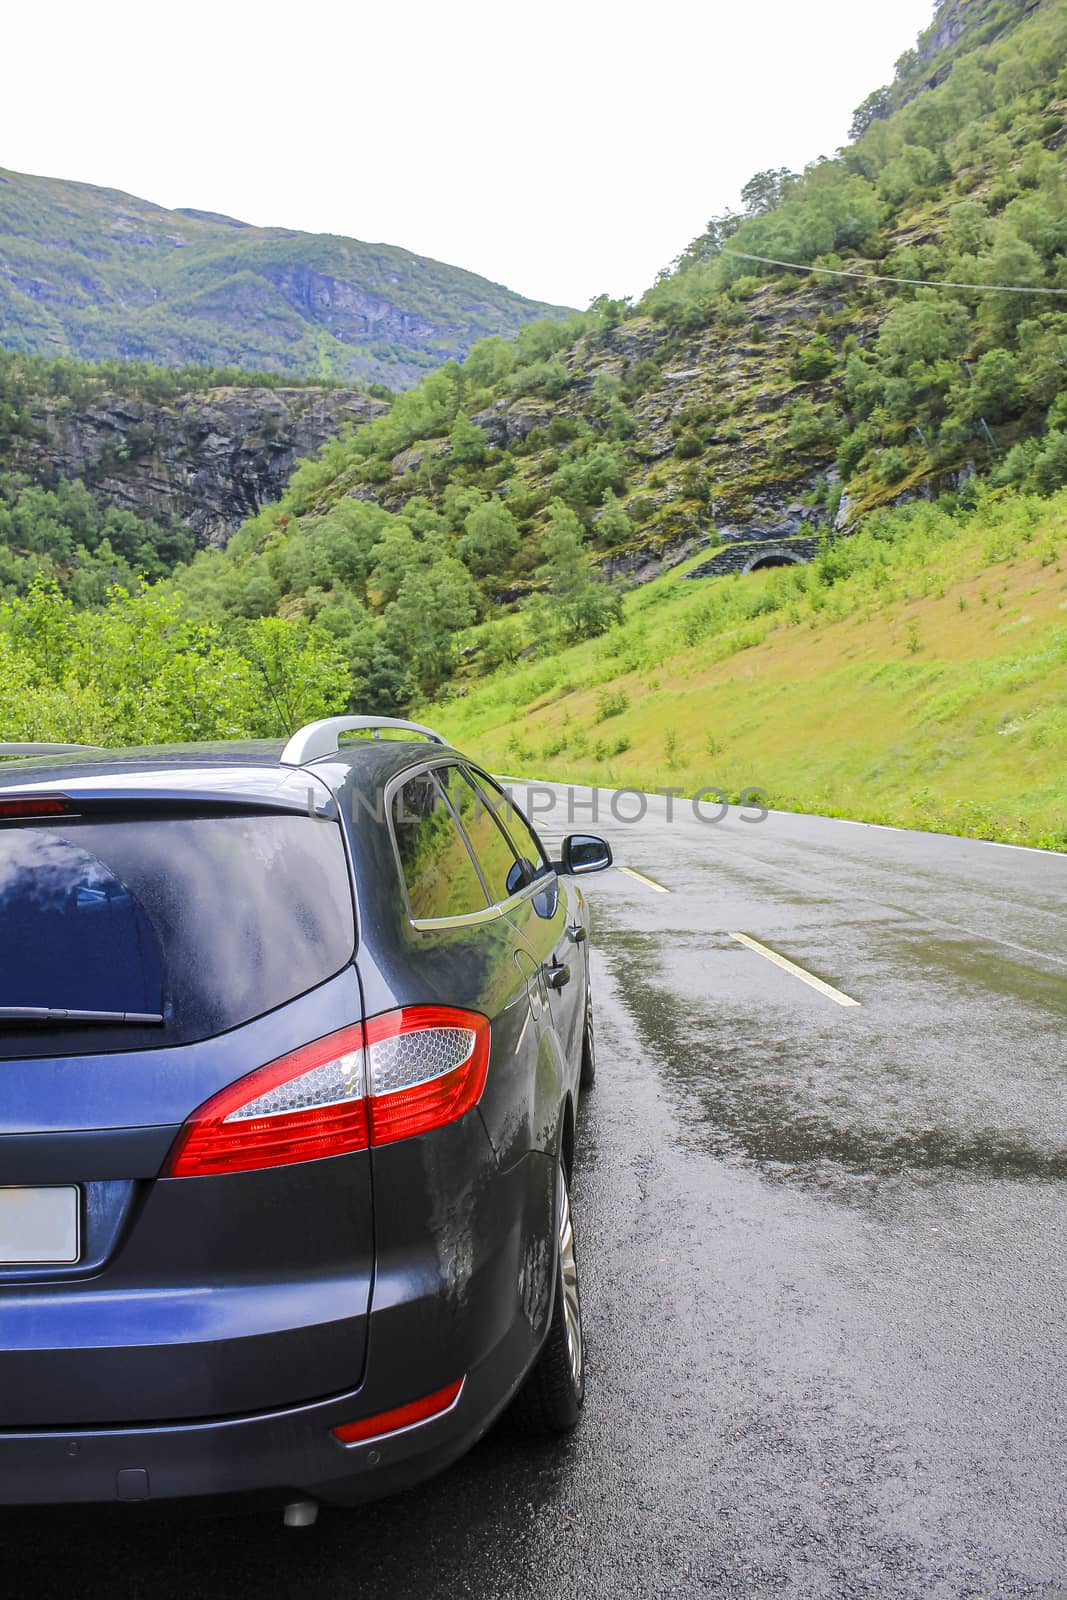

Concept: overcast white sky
[[2, 0, 935, 308]]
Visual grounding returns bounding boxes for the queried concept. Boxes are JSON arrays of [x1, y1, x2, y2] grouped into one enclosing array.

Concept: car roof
[[0, 737, 462, 807]]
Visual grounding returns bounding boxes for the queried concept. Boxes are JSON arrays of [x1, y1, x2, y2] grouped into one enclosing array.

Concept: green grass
[[429, 489, 1067, 851]]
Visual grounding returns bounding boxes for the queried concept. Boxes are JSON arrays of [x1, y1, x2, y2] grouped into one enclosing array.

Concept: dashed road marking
[[618, 866, 670, 894], [729, 931, 861, 1008]]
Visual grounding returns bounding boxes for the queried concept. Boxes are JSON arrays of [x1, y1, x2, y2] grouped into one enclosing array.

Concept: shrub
[[595, 687, 630, 721], [877, 447, 909, 484], [787, 399, 839, 451], [791, 335, 836, 382], [838, 422, 870, 476]]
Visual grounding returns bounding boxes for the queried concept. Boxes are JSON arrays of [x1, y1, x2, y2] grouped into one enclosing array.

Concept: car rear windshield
[[0, 812, 355, 1057]]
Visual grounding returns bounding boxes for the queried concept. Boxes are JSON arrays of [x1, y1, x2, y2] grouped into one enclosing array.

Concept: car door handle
[[567, 923, 587, 945], [545, 960, 571, 991]]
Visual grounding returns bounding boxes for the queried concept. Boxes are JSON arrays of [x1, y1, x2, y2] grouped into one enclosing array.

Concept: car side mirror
[[556, 834, 613, 876]]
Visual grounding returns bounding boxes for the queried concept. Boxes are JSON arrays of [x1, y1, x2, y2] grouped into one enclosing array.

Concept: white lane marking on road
[[729, 932, 862, 1008], [618, 866, 670, 894], [710, 833, 1067, 967]]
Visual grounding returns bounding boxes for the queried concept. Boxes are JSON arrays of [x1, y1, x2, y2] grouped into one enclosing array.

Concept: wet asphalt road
[[3, 789, 1066, 1598]]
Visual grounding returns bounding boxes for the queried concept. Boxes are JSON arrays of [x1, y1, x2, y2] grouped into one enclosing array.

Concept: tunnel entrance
[[742, 549, 808, 574]]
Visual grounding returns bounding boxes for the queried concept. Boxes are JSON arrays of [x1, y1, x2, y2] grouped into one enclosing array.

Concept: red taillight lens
[[331, 1378, 465, 1445], [165, 1006, 490, 1177], [165, 1024, 368, 1177], [0, 795, 72, 819], [365, 1006, 490, 1147]]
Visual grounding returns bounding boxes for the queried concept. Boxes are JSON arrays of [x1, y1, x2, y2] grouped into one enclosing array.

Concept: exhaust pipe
[[283, 1500, 319, 1528]]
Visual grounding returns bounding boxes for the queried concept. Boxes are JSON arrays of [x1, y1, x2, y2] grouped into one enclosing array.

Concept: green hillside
[[0, 168, 568, 388], [433, 487, 1067, 851], [162, 0, 1067, 724]]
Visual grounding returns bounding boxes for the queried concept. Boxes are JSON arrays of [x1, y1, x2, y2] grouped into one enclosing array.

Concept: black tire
[[511, 1163, 585, 1435], [579, 1001, 596, 1091]]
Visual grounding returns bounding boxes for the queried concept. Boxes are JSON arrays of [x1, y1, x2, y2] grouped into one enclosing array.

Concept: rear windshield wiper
[[0, 1007, 164, 1026]]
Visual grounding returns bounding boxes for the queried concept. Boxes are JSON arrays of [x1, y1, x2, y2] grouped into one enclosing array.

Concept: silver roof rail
[[0, 742, 105, 758], [280, 716, 447, 767]]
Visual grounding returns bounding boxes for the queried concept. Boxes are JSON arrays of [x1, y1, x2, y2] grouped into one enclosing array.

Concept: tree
[[787, 399, 836, 451], [592, 373, 621, 416], [228, 617, 349, 735], [369, 524, 420, 604], [963, 349, 1023, 424], [463, 336, 516, 389], [441, 484, 483, 532], [458, 498, 520, 575], [549, 442, 627, 510], [947, 200, 992, 257], [978, 229, 1046, 336], [850, 86, 890, 142], [791, 334, 836, 382], [381, 556, 478, 689], [1032, 431, 1067, 495], [588, 294, 629, 332], [740, 168, 797, 216], [449, 411, 487, 466], [875, 294, 969, 371], [362, 641, 416, 713], [595, 494, 633, 547], [0, 580, 351, 745], [536, 501, 622, 642]]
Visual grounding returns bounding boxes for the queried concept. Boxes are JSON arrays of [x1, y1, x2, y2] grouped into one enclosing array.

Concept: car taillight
[[165, 1006, 490, 1177], [365, 1006, 490, 1147], [164, 1024, 367, 1177]]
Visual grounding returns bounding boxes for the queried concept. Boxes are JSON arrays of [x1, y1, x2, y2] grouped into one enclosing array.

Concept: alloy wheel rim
[[558, 1173, 582, 1388]]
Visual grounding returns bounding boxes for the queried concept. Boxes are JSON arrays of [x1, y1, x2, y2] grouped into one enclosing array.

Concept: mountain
[[0, 167, 569, 388]]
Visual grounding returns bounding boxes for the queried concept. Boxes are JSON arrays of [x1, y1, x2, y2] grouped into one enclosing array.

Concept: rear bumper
[[0, 1309, 534, 1509], [0, 1145, 560, 1510]]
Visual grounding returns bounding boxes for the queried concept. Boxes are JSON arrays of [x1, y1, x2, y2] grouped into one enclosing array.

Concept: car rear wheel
[[511, 1162, 584, 1434], [579, 1001, 596, 1091]]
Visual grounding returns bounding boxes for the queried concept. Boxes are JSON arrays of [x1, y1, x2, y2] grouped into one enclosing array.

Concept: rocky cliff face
[[919, 0, 1046, 60], [897, 0, 1043, 99], [10, 385, 386, 544]]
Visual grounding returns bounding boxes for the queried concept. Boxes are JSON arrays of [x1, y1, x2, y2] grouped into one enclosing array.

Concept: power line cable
[[719, 247, 1067, 296]]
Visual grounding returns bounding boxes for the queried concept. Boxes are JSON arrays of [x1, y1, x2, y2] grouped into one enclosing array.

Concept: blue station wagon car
[[0, 717, 612, 1523]]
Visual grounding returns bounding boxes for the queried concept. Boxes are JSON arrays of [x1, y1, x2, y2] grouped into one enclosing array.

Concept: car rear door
[[463, 768, 585, 1077], [377, 763, 541, 1162], [434, 766, 583, 1090]]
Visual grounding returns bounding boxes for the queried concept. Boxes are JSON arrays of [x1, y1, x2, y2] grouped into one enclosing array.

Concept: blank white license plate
[[0, 1186, 80, 1264]]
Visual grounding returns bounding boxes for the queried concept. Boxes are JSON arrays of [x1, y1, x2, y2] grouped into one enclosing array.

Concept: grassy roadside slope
[[430, 489, 1067, 849]]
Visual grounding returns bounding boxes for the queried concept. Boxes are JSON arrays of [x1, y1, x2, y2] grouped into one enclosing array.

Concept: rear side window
[[0, 814, 355, 1056], [392, 774, 489, 922], [435, 766, 522, 904], [466, 771, 549, 882]]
